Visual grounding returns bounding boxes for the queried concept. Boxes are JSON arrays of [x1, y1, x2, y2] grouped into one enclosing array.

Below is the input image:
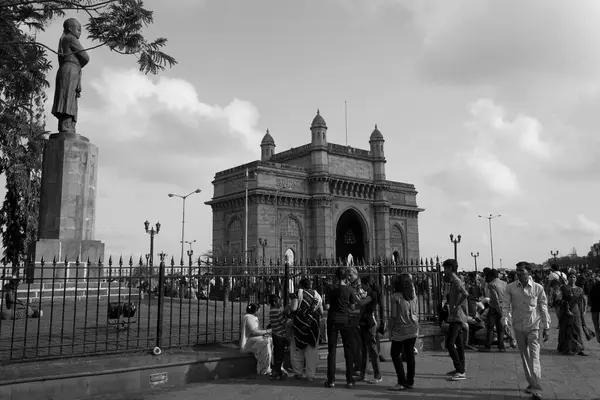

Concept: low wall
[[0, 324, 444, 400]]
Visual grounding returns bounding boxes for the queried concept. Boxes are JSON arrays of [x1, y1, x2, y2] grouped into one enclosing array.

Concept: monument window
[[344, 229, 356, 245], [228, 219, 243, 241], [283, 217, 300, 237]]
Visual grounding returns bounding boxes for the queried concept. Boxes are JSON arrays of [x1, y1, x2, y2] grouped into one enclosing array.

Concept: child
[[268, 294, 288, 380]]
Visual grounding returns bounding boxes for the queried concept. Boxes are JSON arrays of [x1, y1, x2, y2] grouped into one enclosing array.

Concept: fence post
[[283, 261, 290, 307], [378, 261, 386, 326], [156, 254, 166, 350]]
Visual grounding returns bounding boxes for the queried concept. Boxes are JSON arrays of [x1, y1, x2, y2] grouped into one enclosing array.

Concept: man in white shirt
[[501, 261, 550, 400]]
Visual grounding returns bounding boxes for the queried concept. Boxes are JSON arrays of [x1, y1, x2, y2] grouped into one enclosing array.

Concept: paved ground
[[81, 316, 600, 400]]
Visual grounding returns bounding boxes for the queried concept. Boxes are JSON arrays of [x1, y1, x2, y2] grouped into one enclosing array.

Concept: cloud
[[467, 98, 556, 160], [79, 68, 262, 187], [393, 0, 600, 97], [465, 148, 519, 197], [549, 214, 600, 239]]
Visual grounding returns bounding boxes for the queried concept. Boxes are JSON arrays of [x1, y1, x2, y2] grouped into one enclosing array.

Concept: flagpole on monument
[[245, 168, 249, 270]]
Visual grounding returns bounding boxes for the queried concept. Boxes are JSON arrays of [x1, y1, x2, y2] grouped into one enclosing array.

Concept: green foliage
[[0, 0, 175, 268]]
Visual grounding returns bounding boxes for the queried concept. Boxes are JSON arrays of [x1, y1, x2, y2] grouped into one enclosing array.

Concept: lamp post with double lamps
[[471, 252, 480, 273], [449, 233, 461, 261], [144, 220, 161, 267], [186, 240, 196, 275], [478, 214, 501, 269], [551, 250, 559, 264], [168, 189, 202, 264]]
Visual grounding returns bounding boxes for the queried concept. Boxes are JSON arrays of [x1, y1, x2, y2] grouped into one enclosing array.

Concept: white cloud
[[467, 98, 556, 160], [549, 214, 600, 239], [88, 69, 263, 149], [403, 0, 600, 93], [466, 148, 519, 197]]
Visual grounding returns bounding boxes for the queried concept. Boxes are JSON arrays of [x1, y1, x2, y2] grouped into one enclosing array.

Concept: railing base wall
[[0, 326, 444, 400]]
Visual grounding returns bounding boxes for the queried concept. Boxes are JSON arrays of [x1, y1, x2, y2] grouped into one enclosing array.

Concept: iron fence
[[0, 256, 442, 364]]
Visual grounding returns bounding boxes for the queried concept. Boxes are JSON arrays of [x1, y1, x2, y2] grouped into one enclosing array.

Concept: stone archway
[[336, 209, 367, 263], [226, 217, 243, 259], [390, 224, 406, 264], [285, 248, 295, 265]]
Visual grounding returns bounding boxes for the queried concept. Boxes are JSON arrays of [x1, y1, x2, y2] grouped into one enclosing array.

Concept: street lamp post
[[168, 189, 202, 263], [449, 233, 461, 261], [478, 214, 501, 269], [258, 238, 268, 263], [471, 252, 479, 273], [551, 250, 559, 264], [144, 220, 161, 266], [186, 240, 196, 275]]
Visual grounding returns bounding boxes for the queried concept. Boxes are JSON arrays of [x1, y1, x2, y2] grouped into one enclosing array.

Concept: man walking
[[442, 259, 469, 382], [480, 268, 507, 352], [501, 262, 550, 400], [588, 274, 600, 343]]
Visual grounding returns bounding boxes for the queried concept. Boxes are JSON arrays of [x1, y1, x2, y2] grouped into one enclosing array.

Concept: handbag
[[583, 325, 596, 341]]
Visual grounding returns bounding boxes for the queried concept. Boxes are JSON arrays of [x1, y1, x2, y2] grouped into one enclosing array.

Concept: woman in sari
[[557, 273, 588, 356], [388, 273, 419, 391], [240, 303, 273, 375]]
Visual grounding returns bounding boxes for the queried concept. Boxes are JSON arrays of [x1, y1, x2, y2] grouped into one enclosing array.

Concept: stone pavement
[[80, 317, 600, 400]]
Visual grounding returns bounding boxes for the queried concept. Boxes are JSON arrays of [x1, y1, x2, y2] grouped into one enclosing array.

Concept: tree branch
[[0, 0, 117, 10], [0, 39, 108, 55]]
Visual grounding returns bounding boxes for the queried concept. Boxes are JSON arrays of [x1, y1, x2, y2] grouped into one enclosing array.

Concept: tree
[[0, 1, 176, 270]]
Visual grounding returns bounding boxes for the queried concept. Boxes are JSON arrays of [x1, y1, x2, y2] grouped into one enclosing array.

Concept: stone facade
[[206, 111, 423, 264]]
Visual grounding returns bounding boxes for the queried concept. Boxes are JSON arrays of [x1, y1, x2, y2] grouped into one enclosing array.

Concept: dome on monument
[[311, 109, 327, 129], [261, 129, 275, 145], [370, 124, 384, 141]]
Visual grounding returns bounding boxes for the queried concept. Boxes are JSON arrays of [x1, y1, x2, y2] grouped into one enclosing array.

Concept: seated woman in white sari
[[240, 303, 273, 376]]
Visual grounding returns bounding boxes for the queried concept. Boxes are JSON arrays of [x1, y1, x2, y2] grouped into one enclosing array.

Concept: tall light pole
[[478, 214, 501, 269], [144, 220, 161, 267], [449, 233, 461, 261], [551, 250, 559, 264], [168, 189, 202, 263], [471, 252, 479, 273]]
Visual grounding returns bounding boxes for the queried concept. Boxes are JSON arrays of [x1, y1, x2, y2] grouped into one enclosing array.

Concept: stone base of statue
[[26, 132, 105, 282]]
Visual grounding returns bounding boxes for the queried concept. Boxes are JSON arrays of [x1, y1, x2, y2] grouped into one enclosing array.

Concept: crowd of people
[[238, 261, 600, 400]]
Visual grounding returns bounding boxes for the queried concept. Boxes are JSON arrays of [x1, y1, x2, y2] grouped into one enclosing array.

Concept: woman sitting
[[240, 303, 273, 375]]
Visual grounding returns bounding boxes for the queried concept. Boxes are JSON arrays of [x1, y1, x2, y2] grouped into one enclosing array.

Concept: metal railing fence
[[0, 256, 442, 364]]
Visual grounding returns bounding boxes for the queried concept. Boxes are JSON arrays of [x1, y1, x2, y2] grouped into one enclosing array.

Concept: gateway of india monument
[[206, 111, 423, 265]]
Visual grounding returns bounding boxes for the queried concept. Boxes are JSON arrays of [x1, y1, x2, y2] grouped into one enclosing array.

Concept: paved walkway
[[82, 319, 600, 400]]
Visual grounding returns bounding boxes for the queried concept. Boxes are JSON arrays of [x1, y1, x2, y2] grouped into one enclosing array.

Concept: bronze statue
[[51, 18, 90, 134]]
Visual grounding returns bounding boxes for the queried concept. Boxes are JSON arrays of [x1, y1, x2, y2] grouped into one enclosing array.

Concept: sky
[[3, 0, 600, 271]]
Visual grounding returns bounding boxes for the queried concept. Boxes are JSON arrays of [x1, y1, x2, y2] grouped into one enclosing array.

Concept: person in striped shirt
[[268, 294, 288, 380]]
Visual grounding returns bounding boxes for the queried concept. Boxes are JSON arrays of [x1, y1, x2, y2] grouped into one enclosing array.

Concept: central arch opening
[[336, 209, 366, 263]]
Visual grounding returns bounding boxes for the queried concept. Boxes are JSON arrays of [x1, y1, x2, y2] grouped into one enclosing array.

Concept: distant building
[[205, 111, 424, 264]]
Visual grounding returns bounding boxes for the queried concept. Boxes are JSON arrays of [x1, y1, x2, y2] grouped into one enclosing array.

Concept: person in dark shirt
[[324, 266, 357, 388], [588, 276, 600, 343], [356, 275, 383, 383]]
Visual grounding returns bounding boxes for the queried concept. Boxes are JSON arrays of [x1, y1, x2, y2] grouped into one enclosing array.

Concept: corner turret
[[310, 109, 327, 146], [370, 124, 386, 181], [260, 129, 275, 161]]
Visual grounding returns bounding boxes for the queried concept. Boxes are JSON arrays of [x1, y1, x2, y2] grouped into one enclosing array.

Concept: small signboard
[[149, 372, 168, 386], [318, 352, 328, 360]]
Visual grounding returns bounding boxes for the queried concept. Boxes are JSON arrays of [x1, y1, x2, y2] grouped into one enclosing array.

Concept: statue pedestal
[[27, 132, 105, 280]]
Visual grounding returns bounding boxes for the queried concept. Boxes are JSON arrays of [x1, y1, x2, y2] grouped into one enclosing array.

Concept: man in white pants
[[501, 262, 550, 400]]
